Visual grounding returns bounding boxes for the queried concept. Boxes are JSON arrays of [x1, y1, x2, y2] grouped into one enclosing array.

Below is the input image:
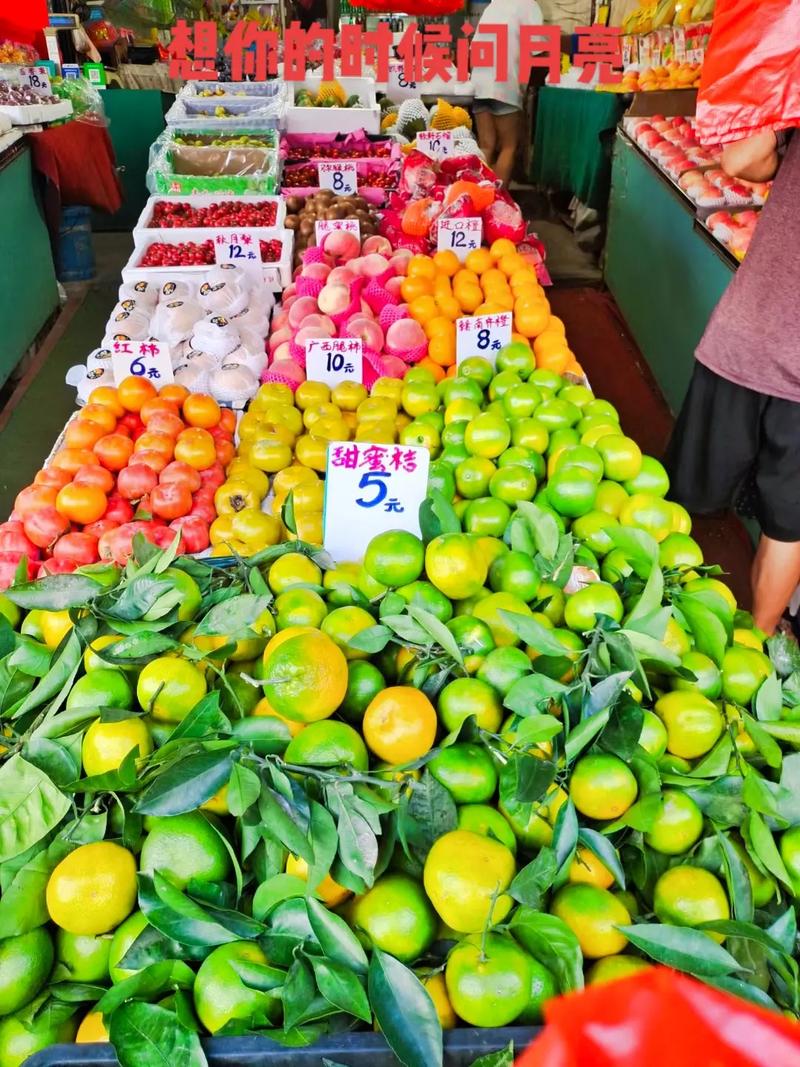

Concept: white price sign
[[317, 161, 358, 195], [212, 232, 262, 278], [387, 61, 419, 100], [456, 312, 512, 367], [417, 130, 454, 160], [315, 218, 361, 245], [19, 66, 51, 95], [112, 341, 174, 386], [306, 339, 363, 387], [323, 441, 430, 563], [437, 218, 482, 260]]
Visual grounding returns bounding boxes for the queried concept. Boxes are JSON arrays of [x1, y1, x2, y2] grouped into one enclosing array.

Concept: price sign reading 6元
[[111, 340, 174, 386], [306, 338, 363, 388], [455, 312, 512, 367], [317, 161, 358, 196], [323, 442, 430, 562]]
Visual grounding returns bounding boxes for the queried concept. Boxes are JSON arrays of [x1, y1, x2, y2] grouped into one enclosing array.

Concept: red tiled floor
[[549, 287, 755, 609]]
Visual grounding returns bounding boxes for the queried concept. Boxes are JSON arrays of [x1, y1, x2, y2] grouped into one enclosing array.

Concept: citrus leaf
[[226, 762, 261, 817], [744, 812, 794, 890], [468, 1043, 515, 1067], [4, 574, 107, 612], [510, 910, 583, 992], [306, 897, 368, 973], [564, 708, 610, 763], [8, 637, 51, 678], [767, 633, 800, 677], [98, 960, 196, 1015], [552, 798, 579, 871], [755, 672, 782, 722], [509, 847, 558, 908], [626, 562, 664, 623], [168, 692, 231, 742], [368, 950, 443, 1067], [0, 755, 70, 863], [95, 632, 178, 666], [138, 874, 238, 948], [252, 874, 307, 921], [675, 596, 728, 667], [505, 673, 567, 714], [618, 923, 743, 976], [419, 489, 460, 542], [707, 974, 779, 1012], [195, 594, 272, 641], [407, 604, 463, 666], [498, 611, 568, 657], [310, 956, 371, 1023], [607, 526, 658, 574], [108, 999, 206, 1067], [577, 828, 626, 889], [259, 787, 314, 864], [515, 501, 559, 560], [282, 956, 316, 1031], [347, 624, 393, 654], [306, 801, 339, 895], [12, 630, 83, 719], [134, 750, 234, 816]]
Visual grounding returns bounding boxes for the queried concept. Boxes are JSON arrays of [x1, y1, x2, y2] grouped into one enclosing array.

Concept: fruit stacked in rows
[[139, 239, 283, 269], [1, 379, 237, 582], [148, 199, 279, 229]]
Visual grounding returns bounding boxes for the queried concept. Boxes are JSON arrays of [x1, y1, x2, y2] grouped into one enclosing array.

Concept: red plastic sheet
[[516, 968, 800, 1067], [358, 0, 462, 12], [695, 0, 800, 145]]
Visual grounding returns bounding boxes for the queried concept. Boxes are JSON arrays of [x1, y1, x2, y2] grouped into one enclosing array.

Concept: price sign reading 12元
[[323, 442, 430, 563], [318, 161, 358, 196], [306, 338, 363, 387], [111, 340, 174, 387], [455, 312, 512, 367], [438, 218, 483, 260], [212, 232, 262, 277]]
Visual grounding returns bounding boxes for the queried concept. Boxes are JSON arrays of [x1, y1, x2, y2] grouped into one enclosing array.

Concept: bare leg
[[475, 110, 497, 168], [493, 111, 522, 186], [751, 534, 800, 634]]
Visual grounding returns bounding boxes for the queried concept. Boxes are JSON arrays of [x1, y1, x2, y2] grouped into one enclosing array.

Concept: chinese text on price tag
[[306, 338, 363, 388], [112, 341, 174, 386], [318, 161, 358, 195], [417, 130, 453, 160], [315, 218, 361, 245], [212, 232, 262, 277], [387, 61, 418, 100], [438, 218, 483, 260], [19, 66, 51, 95], [456, 312, 512, 367], [323, 442, 430, 561]]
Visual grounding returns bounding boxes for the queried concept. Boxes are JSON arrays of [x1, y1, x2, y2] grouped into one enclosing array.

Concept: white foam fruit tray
[[133, 194, 286, 250]]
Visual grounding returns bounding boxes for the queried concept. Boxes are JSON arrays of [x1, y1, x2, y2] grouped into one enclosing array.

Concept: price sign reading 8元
[[318, 161, 358, 196], [387, 61, 419, 100], [323, 441, 430, 562], [438, 218, 483, 260], [111, 340, 174, 386], [306, 338, 363, 388], [455, 312, 512, 367]]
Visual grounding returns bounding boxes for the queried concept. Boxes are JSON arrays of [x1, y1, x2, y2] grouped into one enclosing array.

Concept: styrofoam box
[[121, 228, 294, 292], [133, 195, 286, 250], [0, 98, 72, 125], [285, 78, 380, 135], [180, 80, 284, 99]]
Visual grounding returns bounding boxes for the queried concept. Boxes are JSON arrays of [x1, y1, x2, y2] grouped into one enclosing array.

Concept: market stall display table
[[530, 86, 626, 211], [0, 142, 58, 388], [604, 129, 735, 413]]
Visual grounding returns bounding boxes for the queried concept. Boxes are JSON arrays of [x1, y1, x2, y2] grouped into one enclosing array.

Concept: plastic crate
[[25, 1027, 539, 1066], [121, 228, 294, 292], [133, 195, 286, 250]]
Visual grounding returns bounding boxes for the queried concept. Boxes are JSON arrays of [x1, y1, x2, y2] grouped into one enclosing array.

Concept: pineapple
[[315, 80, 347, 107]]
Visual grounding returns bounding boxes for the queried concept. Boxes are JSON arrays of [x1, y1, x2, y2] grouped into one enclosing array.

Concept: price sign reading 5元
[[318, 161, 358, 196], [212, 231, 262, 279], [323, 442, 430, 563], [306, 338, 363, 388], [417, 129, 453, 160], [19, 66, 52, 95], [112, 340, 174, 386], [437, 218, 483, 260], [455, 312, 512, 367]]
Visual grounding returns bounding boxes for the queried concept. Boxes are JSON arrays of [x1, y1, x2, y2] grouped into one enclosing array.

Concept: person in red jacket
[[665, 129, 799, 635]]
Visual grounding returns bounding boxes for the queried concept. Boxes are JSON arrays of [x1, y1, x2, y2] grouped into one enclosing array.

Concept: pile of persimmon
[[0, 377, 236, 582]]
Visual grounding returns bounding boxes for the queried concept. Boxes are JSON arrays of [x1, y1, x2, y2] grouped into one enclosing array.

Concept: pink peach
[[269, 326, 292, 351], [272, 341, 291, 362], [359, 254, 390, 278], [288, 296, 319, 328], [298, 313, 336, 336], [323, 230, 361, 262], [328, 267, 357, 287], [317, 284, 352, 316], [386, 318, 426, 354], [271, 311, 290, 331], [362, 235, 393, 256], [382, 355, 408, 377], [301, 262, 332, 281], [385, 276, 403, 299], [295, 325, 334, 347], [346, 315, 384, 352]]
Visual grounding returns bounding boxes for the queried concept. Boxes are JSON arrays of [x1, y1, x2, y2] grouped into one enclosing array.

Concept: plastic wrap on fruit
[[440, 155, 497, 184], [483, 196, 526, 245], [378, 212, 429, 254], [443, 180, 497, 213], [399, 151, 439, 198], [516, 967, 800, 1067], [401, 197, 442, 238]]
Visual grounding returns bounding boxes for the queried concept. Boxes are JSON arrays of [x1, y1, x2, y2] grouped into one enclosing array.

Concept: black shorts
[[664, 362, 800, 542]]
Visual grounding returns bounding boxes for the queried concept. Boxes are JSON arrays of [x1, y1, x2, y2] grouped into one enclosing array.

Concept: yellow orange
[[465, 248, 493, 275], [432, 249, 461, 277], [400, 276, 433, 302], [454, 268, 480, 288], [424, 315, 456, 340], [428, 335, 456, 367], [455, 286, 483, 314], [408, 295, 439, 323], [481, 268, 507, 289], [490, 238, 517, 260], [515, 303, 551, 338], [435, 294, 462, 321], [407, 255, 437, 280], [417, 357, 447, 382]]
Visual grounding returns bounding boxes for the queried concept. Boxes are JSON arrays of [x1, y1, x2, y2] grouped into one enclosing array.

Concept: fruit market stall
[[0, 139, 59, 388], [3, 54, 800, 1067], [604, 126, 737, 412]]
